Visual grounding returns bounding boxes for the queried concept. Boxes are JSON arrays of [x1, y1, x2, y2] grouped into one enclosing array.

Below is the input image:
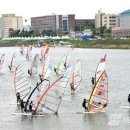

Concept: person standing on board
[[20, 100, 25, 113], [54, 67, 58, 75], [29, 101, 33, 112], [82, 99, 89, 112], [16, 92, 21, 103], [91, 77, 95, 85], [128, 94, 130, 103], [70, 83, 75, 95]]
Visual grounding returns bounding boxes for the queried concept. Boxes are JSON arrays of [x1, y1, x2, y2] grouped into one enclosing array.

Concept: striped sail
[[88, 71, 108, 112], [33, 66, 71, 114], [71, 59, 82, 91], [14, 65, 31, 100], [95, 54, 106, 83], [28, 54, 39, 76]]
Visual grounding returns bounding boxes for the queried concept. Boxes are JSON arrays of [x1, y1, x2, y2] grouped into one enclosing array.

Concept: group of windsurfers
[[16, 92, 33, 113]]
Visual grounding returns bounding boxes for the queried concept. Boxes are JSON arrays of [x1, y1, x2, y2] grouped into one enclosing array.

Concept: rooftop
[[120, 9, 130, 16]]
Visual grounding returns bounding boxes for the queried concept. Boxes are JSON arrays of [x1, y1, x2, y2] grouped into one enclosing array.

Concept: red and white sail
[[40, 56, 53, 81], [34, 66, 71, 114], [14, 65, 31, 100], [95, 54, 106, 83], [40, 45, 49, 63], [24, 66, 71, 114]]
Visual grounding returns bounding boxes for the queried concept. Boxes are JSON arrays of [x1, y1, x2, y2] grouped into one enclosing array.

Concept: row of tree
[[10, 23, 111, 37]]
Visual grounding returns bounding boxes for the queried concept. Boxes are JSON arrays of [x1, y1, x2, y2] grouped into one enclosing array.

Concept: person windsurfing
[[70, 82, 75, 95], [16, 92, 21, 103], [128, 94, 130, 103], [28, 69, 32, 76], [82, 99, 89, 112]]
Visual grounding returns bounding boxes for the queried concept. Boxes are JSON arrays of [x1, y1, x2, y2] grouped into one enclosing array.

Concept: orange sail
[[88, 71, 108, 112]]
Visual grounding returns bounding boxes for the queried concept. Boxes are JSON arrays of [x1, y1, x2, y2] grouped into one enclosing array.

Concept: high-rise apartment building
[[95, 10, 117, 29], [31, 14, 75, 34], [0, 14, 23, 37]]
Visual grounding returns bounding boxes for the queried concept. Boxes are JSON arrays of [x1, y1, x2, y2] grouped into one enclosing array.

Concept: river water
[[0, 47, 130, 130]]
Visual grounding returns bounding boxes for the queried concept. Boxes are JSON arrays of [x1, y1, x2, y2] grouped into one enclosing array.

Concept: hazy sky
[[0, 0, 130, 25]]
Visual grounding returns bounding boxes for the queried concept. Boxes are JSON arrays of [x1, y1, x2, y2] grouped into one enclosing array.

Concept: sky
[[0, 0, 130, 25]]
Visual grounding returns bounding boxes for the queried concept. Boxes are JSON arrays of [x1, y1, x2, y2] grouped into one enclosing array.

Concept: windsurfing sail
[[25, 66, 71, 114], [71, 59, 82, 92], [0, 54, 5, 73], [8, 53, 17, 71], [40, 45, 49, 63], [39, 56, 53, 81], [28, 54, 39, 76], [26, 45, 32, 61], [87, 71, 108, 112], [20, 45, 25, 54], [56, 51, 70, 75], [95, 54, 106, 83], [14, 65, 31, 100]]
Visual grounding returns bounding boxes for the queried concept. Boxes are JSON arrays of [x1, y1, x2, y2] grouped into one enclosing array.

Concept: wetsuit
[[29, 102, 33, 112], [128, 95, 130, 103], [91, 77, 95, 85], [20, 101, 25, 113], [82, 99, 89, 111]]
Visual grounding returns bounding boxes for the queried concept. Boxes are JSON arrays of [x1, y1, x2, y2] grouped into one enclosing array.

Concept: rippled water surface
[[0, 47, 130, 130]]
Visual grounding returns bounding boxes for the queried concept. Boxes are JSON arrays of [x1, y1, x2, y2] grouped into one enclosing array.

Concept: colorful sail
[[56, 51, 70, 75], [24, 66, 71, 114], [39, 56, 53, 81], [87, 71, 108, 112], [0, 54, 5, 73], [95, 54, 106, 83], [20, 45, 25, 54], [28, 54, 39, 76], [34, 66, 71, 114], [26, 45, 32, 60], [14, 65, 31, 100], [40, 45, 49, 63], [71, 59, 82, 91], [8, 53, 17, 71]]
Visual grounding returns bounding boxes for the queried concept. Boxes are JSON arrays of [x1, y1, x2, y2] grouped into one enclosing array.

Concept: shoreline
[[1, 39, 130, 49]]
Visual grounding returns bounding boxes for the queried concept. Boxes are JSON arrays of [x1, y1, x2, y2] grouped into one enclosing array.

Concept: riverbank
[[0, 39, 130, 49], [70, 39, 130, 49]]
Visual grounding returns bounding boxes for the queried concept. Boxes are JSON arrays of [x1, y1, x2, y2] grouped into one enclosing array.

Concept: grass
[[1, 39, 130, 49]]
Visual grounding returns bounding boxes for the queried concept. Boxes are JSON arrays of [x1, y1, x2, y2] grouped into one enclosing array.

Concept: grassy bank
[[1, 39, 130, 49], [70, 39, 130, 49]]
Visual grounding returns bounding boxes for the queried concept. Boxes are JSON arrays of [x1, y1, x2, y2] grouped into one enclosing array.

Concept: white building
[[95, 10, 117, 29], [0, 14, 23, 37]]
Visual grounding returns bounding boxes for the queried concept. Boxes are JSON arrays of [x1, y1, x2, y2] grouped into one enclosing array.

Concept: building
[[75, 19, 94, 26], [0, 14, 23, 37], [95, 10, 117, 29], [112, 9, 130, 38], [31, 14, 75, 35]]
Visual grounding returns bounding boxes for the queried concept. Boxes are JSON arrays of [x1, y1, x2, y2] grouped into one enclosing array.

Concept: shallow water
[[0, 47, 130, 130]]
